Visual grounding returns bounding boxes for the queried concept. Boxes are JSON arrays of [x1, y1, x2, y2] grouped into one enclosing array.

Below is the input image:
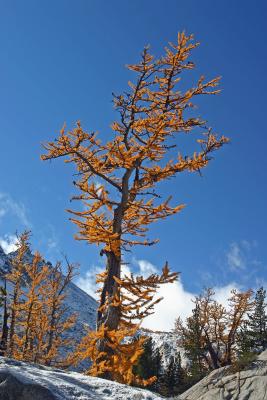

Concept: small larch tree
[[3, 232, 77, 367], [5, 231, 30, 358], [43, 259, 77, 367], [41, 32, 228, 382], [175, 288, 253, 370]]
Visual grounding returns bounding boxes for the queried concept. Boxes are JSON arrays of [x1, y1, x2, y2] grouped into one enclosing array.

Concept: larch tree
[[42, 259, 77, 367], [5, 231, 30, 357], [19, 257, 77, 367], [175, 288, 253, 370], [13, 251, 50, 362], [41, 32, 228, 382], [3, 232, 77, 367]]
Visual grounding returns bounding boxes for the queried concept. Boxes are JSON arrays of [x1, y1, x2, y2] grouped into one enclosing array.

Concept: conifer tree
[[175, 288, 253, 371], [248, 287, 267, 351], [5, 231, 30, 357], [3, 232, 77, 367], [160, 354, 186, 397], [43, 260, 77, 367], [133, 336, 155, 381], [175, 352, 187, 394], [150, 347, 162, 393], [0, 280, 9, 356], [176, 305, 207, 382], [41, 32, 228, 382], [237, 287, 267, 357], [13, 251, 50, 362], [236, 322, 253, 358], [224, 289, 253, 365]]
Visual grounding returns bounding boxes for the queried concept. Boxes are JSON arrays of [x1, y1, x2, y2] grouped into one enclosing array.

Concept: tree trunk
[[96, 250, 121, 380], [204, 330, 220, 369], [8, 283, 19, 357], [97, 250, 121, 331], [0, 282, 9, 356]]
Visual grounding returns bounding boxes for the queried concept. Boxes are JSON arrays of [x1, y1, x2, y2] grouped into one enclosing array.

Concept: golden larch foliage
[[175, 288, 253, 370], [41, 32, 229, 383], [3, 232, 77, 368]]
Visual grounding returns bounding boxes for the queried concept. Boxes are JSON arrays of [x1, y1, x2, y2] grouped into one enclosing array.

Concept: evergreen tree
[[132, 337, 164, 392], [133, 337, 155, 380], [160, 353, 186, 397], [248, 287, 267, 351], [152, 347, 162, 392], [237, 321, 253, 357], [176, 305, 206, 382]]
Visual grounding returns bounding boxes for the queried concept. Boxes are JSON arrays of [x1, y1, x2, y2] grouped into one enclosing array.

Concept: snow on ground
[[0, 357, 162, 400]]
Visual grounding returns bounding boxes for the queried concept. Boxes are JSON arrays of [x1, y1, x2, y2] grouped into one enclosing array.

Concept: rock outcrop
[[0, 371, 56, 400], [2, 351, 267, 399], [177, 350, 267, 400], [0, 357, 161, 399]]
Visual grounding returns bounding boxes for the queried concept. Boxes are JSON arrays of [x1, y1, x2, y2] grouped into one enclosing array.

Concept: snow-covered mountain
[[144, 330, 186, 367]]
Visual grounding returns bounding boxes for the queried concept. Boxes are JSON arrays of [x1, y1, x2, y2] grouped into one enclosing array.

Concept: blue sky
[[0, 1, 267, 329]]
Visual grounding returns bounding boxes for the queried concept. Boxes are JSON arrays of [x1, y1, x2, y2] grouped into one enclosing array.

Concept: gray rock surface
[[177, 350, 267, 400], [0, 371, 56, 400], [0, 357, 161, 399]]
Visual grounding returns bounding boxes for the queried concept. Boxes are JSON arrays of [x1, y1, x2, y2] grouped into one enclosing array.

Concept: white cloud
[[227, 242, 246, 270], [0, 193, 30, 227], [76, 262, 131, 299], [0, 234, 19, 254], [213, 282, 241, 309], [136, 259, 157, 277], [76, 265, 103, 299], [76, 258, 242, 332], [143, 280, 242, 331], [142, 279, 196, 331]]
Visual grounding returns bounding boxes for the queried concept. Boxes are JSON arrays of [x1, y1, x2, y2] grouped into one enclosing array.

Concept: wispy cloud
[[225, 240, 263, 285], [227, 242, 246, 270], [0, 234, 18, 254], [0, 193, 31, 227]]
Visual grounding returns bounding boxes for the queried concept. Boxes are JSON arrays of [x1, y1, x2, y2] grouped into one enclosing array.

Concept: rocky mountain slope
[[144, 330, 186, 367]]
